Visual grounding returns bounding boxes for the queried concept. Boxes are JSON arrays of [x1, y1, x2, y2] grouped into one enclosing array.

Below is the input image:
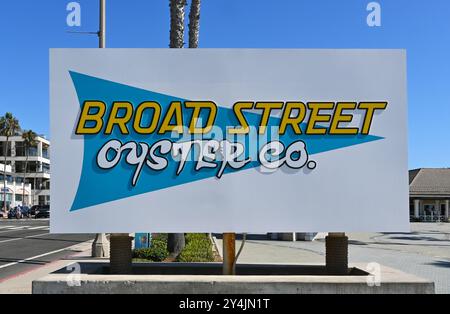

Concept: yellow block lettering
[[75, 101, 106, 135], [105, 102, 133, 135], [185, 101, 217, 134], [358, 102, 388, 135], [329, 102, 359, 135], [306, 102, 334, 135], [255, 102, 284, 134], [158, 101, 184, 134], [228, 102, 254, 135], [279, 102, 306, 135], [133, 101, 161, 134]]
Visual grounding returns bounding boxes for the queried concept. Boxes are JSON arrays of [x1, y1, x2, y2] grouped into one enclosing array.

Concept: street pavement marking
[[0, 228, 27, 234], [0, 247, 69, 269], [0, 225, 49, 233], [0, 226, 14, 230], [0, 232, 49, 244], [27, 226, 49, 230], [7, 226, 30, 230]]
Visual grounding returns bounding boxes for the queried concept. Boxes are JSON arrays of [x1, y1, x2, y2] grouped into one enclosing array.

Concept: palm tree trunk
[[167, 233, 186, 258], [3, 137, 8, 213], [22, 150, 28, 206], [188, 0, 200, 48], [169, 0, 187, 48], [167, 0, 187, 257]]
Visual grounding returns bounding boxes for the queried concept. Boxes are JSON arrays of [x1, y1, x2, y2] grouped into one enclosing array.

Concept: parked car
[[30, 205, 39, 217], [8, 207, 22, 219], [20, 206, 31, 218], [34, 205, 50, 219]]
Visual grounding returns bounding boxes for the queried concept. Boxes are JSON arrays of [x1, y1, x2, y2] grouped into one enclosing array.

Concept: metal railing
[[411, 215, 449, 222]]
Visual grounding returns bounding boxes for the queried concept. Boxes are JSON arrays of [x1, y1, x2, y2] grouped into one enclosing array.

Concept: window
[[42, 163, 50, 174], [0, 193, 12, 202], [42, 144, 50, 159], [35, 178, 50, 190], [16, 161, 39, 173], [0, 142, 11, 157], [28, 146, 38, 157], [27, 161, 37, 172], [15, 141, 25, 156], [15, 161, 25, 172], [38, 195, 46, 205], [27, 178, 35, 190], [0, 174, 12, 182]]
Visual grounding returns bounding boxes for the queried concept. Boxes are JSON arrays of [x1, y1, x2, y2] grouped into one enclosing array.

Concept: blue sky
[[0, 0, 449, 169]]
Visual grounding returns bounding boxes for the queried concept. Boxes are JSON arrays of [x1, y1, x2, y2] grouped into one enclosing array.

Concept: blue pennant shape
[[68, 71, 383, 211]]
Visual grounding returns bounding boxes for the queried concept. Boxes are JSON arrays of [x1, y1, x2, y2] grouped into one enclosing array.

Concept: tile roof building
[[409, 168, 450, 221]]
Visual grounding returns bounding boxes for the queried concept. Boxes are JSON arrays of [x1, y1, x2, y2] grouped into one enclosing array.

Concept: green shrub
[[133, 235, 169, 262], [132, 233, 215, 262], [185, 233, 208, 243], [177, 233, 214, 262]]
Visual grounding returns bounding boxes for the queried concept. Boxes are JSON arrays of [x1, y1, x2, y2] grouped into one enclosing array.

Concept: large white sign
[[50, 49, 409, 233]]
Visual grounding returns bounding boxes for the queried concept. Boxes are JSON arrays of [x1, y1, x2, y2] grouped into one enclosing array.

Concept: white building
[[0, 162, 32, 209], [0, 134, 50, 207]]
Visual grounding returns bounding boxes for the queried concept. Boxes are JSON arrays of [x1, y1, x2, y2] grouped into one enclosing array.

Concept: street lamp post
[[99, 0, 105, 48], [89, 1, 132, 273], [91, 0, 108, 258]]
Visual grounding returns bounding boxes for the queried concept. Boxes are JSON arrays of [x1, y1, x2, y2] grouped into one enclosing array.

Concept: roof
[[409, 168, 450, 197], [0, 134, 49, 145]]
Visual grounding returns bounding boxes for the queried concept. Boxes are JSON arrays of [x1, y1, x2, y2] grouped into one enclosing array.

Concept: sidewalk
[[0, 240, 94, 294], [213, 227, 450, 294], [213, 236, 325, 264]]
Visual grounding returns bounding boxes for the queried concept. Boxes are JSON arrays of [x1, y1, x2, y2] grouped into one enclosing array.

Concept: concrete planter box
[[32, 262, 434, 294]]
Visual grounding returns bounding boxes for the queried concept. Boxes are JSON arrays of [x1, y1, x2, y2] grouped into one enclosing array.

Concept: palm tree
[[0, 113, 20, 213], [21, 130, 37, 206], [169, 0, 187, 48], [166, 0, 202, 258], [188, 0, 201, 48], [167, 0, 188, 256]]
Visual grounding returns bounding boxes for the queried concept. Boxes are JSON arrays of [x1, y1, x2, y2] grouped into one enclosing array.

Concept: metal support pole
[[414, 199, 420, 219], [91, 0, 107, 258], [91, 233, 109, 258], [223, 233, 236, 275], [445, 200, 449, 220], [325, 232, 348, 275], [109, 233, 133, 274], [99, 0, 106, 48]]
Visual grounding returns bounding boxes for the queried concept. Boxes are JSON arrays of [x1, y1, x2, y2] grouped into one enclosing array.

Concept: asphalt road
[[0, 219, 93, 282]]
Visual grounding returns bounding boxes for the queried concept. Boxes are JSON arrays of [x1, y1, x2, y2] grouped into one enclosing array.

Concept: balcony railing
[[411, 215, 449, 223]]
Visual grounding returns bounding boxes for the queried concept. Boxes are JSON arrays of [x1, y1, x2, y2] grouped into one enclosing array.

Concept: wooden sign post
[[223, 233, 236, 275]]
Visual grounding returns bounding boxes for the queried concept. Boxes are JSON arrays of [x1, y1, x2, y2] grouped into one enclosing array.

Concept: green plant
[[21, 129, 37, 205], [133, 235, 169, 262], [0, 112, 20, 212], [177, 233, 214, 262]]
